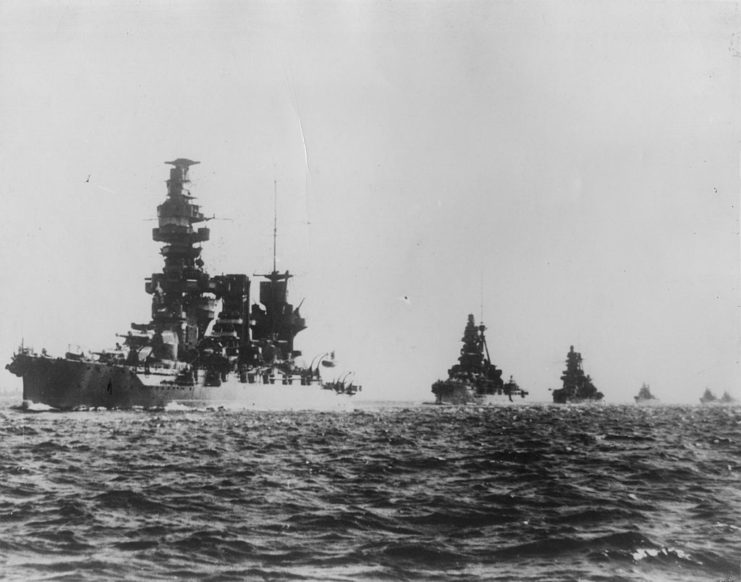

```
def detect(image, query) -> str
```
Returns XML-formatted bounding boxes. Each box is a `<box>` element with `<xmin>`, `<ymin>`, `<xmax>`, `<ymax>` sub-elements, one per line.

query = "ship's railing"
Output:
<box><xmin>242</xmin><ymin>369</ymin><xmax>320</xmax><ymax>386</ymax></box>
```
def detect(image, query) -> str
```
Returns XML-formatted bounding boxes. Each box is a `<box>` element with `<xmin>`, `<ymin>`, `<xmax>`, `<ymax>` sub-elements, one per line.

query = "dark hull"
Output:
<box><xmin>432</xmin><ymin>380</ymin><xmax>478</xmax><ymax>405</ymax></box>
<box><xmin>634</xmin><ymin>396</ymin><xmax>658</xmax><ymax>404</ymax></box>
<box><xmin>701</xmin><ymin>396</ymin><xmax>736</xmax><ymax>405</ymax></box>
<box><xmin>9</xmin><ymin>355</ymin><xmax>351</xmax><ymax>411</ymax></box>
<box><xmin>552</xmin><ymin>388</ymin><xmax>604</xmax><ymax>404</ymax></box>
<box><xmin>431</xmin><ymin>380</ymin><xmax>524</xmax><ymax>405</ymax></box>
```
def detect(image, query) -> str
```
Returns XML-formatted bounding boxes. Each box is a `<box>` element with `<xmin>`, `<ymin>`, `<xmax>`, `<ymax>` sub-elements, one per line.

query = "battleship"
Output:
<box><xmin>634</xmin><ymin>383</ymin><xmax>657</xmax><ymax>404</ymax></box>
<box><xmin>6</xmin><ymin>159</ymin><xmax>360</xmax><ymax>410</ymax></box>
<box><xmin>719</xmin><ymin>391</ymin><xmax>737</xmax><ymax>404</ymax></box>
<box><xmin>700</xmin><ymin>389</ymin><xmax>736</xmax><ymax>405</ymax></box>
<box><xmin>699</xmin><ymin>388</ymin><xmax>717</xmax><ymax>404</ymax></box>
<box><xmin>431</xmin><ymin>314</ymin><xmax>527</xmax><ymax>404</ymax></box>
<box><xmin>551</xmin><ymin>345</ymin><xmax>604</xmax><ymax>403</ymax></box>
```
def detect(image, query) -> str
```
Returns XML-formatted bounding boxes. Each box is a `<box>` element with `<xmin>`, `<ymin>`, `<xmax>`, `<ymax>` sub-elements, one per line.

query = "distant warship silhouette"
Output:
<box><xmin>7</xmin><ymin>159</ymin><xmax>359</xmax><ymax>410</ymax></box>
<box><xmin>719</xmin><ymin>391</ymin><xmax>737</xmax><ymax>404</ymax></box>
<box><xmin>634</xmin><ymin>383</ymin><xmax>657</xmax><ymax>404</ymax></box>
<box><xmin>551</xmin><ymin>345</ymin><xmax>604</xmax><ymax>403</ymax></box>
<box><xmin>431</xmin><ymin>314</ymin><xmax>527</xmax><ymax>404</ymax></box>
<box><xmin>700</xmin><ymin>388</ymin><xmax>717</xmax><ymax>404</ymax></box>
<box><xmin>700</xmin><ymin>389</ymin><xmax>736</xmax><ymax>405</ymax></box>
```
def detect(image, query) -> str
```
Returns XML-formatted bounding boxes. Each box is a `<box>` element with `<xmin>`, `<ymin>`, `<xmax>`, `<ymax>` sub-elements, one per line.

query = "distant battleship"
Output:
<box><xmin>700</xmin><ymin>389</ymin><xmax>737</xmax><ymax>405</ymax></box>
<box><xmin>700</xmin><ymin>389</ymin><xmax>717</xmax><ymax>404</ymax></box>
<box><xmin>7</xmin><ymin>159</ymin><xmax>360</xmax><ymax>410</ymax></box>
<box><xmin>551</xmin><ymin>345</ymin><xmax>604</xmax><ymax>403</ymax></box>
<box><xmin>720</xmin><ymin>391</ymin><xmax>737</xmax><ymax>404</ymax></box>
<box><xmin>431</xmin><ymin>314</ymin><xmax>527</xmax><ymax>404</ymax></box>
<box><xmin>634</xmin><ymin>383</ymin><xmax>657</xmax><ymax>404</ymax></box>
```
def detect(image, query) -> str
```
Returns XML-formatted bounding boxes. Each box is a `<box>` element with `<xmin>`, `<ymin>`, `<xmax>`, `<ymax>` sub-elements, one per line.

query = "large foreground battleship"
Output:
<box><xmin>551</xmin><ymin>345</ymin><xmax>604</xmax><ymax>403</ymax></box>
<box><xmin>431</xmin><ymin>314</ymin><xmax>527</xmax><ymax>404</ymax></box>
<box><xmin>7</xmin><ymin>159</ymin><xmax>360</xmax><ymax>410</ymax></box>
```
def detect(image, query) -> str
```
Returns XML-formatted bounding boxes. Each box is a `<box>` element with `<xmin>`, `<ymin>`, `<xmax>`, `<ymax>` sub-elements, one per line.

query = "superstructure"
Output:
<box><xmin>7</xmin><ymin>159</ymin><xmax>360</xmax><ymax>409</ymax></box>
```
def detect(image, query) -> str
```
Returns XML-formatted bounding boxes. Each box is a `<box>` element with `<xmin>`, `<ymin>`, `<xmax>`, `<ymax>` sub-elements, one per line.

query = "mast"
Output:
<box><xmin>250</xmin><ymin>180</ymin><xmax>306</xmax><ymax>357</ymax></box>
<box><xmin>273</xmin><ymin>179</ymin><xmax>278</xmax><ymax>274</ymax></box>
<box><xmin>480</xmin><ymin>272</ymin><xmax>484</xmax><ymax>324</ymax></box>
<box><xmin>481</xmin><ymin>324</ymin><xmax>491</xmax><ymax>364</ymax></box>
<box><xmin>479</xmin><ymin>274</ymin><xmax>489</xmax><ymax>362</ymax></box>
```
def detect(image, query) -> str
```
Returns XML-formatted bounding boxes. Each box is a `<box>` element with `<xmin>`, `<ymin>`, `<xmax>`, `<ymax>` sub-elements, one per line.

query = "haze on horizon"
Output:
<box><xmin>0</xmin><ymin>0</ymin><xmax>738</xmax><ymax>404</ymax></box>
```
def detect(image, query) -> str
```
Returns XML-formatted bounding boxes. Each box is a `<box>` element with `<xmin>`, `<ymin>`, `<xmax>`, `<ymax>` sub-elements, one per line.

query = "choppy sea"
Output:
<box><xmin>0</xmin><ymin>398</ymin><xmax>738</xmax><ymax>581</ymax></box>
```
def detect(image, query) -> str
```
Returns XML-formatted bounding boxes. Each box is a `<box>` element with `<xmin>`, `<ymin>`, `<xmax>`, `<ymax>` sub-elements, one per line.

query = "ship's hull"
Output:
<box><xmin>9</xmin><ymin>355</ymin><xmax>354</xmax><ymax>411</ymax></box>
<box><xmin>431</xmin><ymin>380</ymin><xmax>525</xmax><ymax>405</ymax></box>
<box><xmin>552</xmin><ymin>388</ymin><xmax>604</xmax><ymax>404</ymax></box>
<box><xmin>700</xmin><ymin>398</ymin><xmax>736</xmax><ymax>405</ymax></box>
<box><xmin>634</xmin><ymin>396</ymin><xmax>659</xmax><ymax>405</ymax></box>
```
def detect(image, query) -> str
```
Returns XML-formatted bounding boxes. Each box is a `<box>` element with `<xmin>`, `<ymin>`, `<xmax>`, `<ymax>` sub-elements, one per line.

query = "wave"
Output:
<box><xmin>20</xmin><ymin>400</ymin><xmax>57</xmax><ymax>412</ymax></box>
<box><xmin>0</xmin><ymin>403</ymin><xmax>738</xmax><ymax>581</ymax></box>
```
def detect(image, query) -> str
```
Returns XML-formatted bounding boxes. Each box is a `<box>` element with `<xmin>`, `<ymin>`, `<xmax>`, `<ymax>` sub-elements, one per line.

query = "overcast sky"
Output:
<box><xmin>1</xmin><ymin>0</ymin><xmax>739</xmax><ymax>403</ymax></box>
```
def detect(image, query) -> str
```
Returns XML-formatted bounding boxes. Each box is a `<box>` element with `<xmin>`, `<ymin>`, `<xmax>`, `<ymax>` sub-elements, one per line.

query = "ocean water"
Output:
<box><xmin>0</xmin><ymin>399</ymin><xmax>739</xmax><ymax>581</ymax></box>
